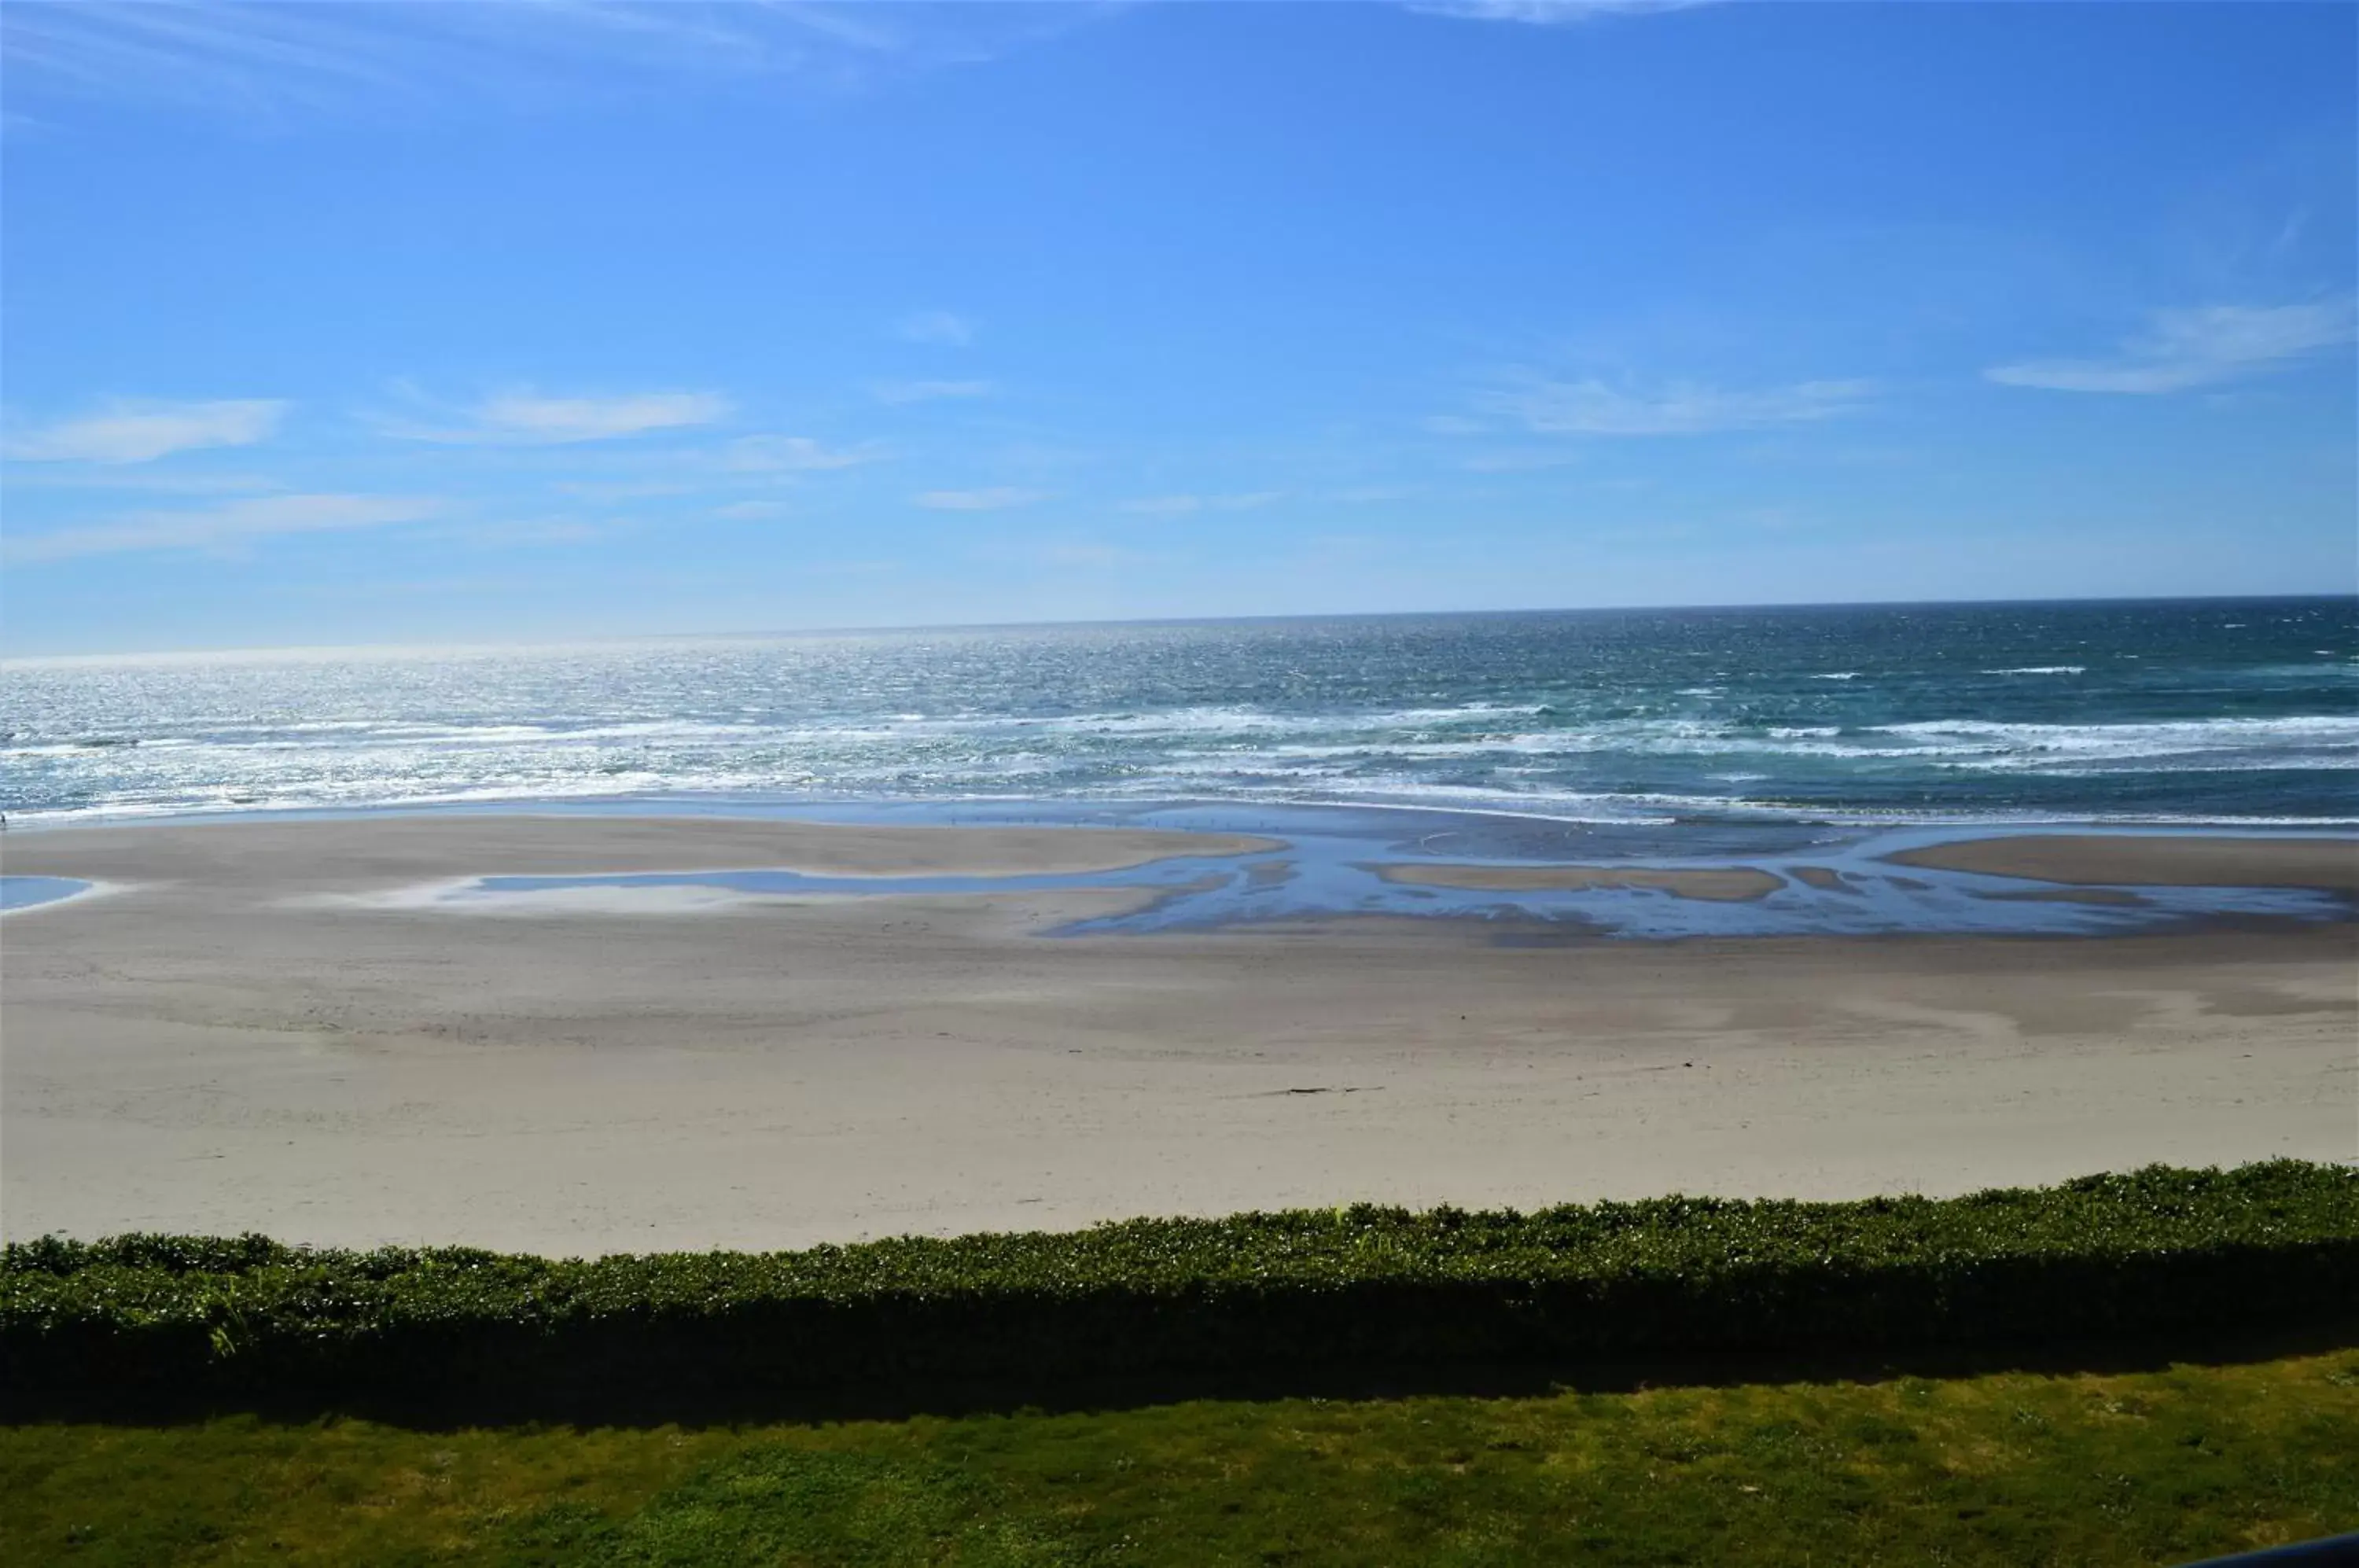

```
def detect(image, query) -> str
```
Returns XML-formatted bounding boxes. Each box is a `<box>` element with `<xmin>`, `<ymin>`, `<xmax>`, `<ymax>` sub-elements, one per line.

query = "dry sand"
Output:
<box><xmin>4</xmin><ymin>817</ymin><xmax>2353</xmax><ymax>1254</ymax></box>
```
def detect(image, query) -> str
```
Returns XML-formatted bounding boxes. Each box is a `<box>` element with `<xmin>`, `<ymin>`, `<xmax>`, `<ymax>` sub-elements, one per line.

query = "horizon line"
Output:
<box><xmin>5</xmin><ymin>589</ymin><xmax>2352</xmax><ymax>666</ymax></box>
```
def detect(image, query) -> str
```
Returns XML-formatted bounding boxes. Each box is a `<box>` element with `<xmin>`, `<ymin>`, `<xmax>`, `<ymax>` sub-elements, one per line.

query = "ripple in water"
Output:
<box><xmin>3</xmin><ymin>597</ymin><xmax>2353</xmax><ymax>826</ymax></box>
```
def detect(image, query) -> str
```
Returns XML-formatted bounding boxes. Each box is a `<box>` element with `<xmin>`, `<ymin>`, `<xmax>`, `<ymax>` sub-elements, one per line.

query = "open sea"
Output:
<box><xmin>3</xmin><ymin>597</ymin><xmax>2354</xmax><ymax>830</ymax></box>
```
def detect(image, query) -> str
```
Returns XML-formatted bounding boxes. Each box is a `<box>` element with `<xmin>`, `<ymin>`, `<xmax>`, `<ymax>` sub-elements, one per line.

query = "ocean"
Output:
<box><xmin>3</xmin><ymin>596</ymin><xmax>2353</xmax><ymax>830</ymax></box>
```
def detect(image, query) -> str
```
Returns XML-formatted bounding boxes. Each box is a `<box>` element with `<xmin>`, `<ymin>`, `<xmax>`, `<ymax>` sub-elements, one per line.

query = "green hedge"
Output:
<box><xmin>6</xmin><ymin>1162</ymin><xmax>2355</xmax><ymax>1403</ymax></box>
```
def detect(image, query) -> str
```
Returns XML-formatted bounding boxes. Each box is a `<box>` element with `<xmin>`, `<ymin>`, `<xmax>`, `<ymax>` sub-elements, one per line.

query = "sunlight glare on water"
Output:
<box><xmin>3</xmin><ymin>598</ymin><xmax>2353</xmax><ymax>827</ymax></box>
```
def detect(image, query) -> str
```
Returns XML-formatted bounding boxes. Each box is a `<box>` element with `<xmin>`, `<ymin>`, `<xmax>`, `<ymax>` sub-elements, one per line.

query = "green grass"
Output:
<box><xmin>11</xmin><ymin>1166</ymin><xmax>2353</xmax><ymax>1561</ymax></box>
<box><xmin>6</xmin><ymin>1349</ymin><xmax>2356</xmax><ymax>1566</ymax></box>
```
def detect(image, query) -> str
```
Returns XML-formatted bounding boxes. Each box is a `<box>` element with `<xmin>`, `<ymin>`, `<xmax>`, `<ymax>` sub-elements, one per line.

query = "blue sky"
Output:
<box><xmin>3</xmin><ymin>0</ymin><xmax>2353</xmax><ymax>656</ymax></box>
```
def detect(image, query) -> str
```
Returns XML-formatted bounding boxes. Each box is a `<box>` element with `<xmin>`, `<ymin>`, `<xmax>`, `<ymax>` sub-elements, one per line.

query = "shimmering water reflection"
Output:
<box><xmin>440</xmin><ymin>805</ymin><xmax>2350</xmax><ymax>940</ymax></box>
<box><xmin>0</xmin><ymin>876</ymin><xmax>93</xmax><ymax>914</ymax></box>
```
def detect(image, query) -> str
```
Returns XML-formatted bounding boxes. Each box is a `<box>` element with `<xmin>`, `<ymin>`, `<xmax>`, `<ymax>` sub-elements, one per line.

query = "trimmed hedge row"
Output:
<box><xmin>5</xmin><ymin>1162</ymin><xmax>2355</xmax><ymax>1401</ymax></box>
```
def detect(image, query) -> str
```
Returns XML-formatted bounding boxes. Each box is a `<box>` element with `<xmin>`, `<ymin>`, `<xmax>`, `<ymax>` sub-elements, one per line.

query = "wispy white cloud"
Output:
<box><xmin>1118</xmin><ymin>491</ymin><xmax>1283</xmax><ymax>516</ymax></box>
<box><xmin>431</xmin><ymin>517</ymin><xmax>619</xmax><ymax>550</ymax></box>
<box><xmin>3</xmin><ymin>398</ymin><xmax>286</xmax><ymax>463</ymax></box>
<box><xmin>1461</xmin><ymin>449</ymin><xmax>1581</xmax><ymax>472</ymax></box>
<box><xmin>1034</xmin><ymin>540</ymin><xmax>1163</xmax><ymax>569</ymax></box>
<box><xmin>869</xmin><ymin>379</ymin><xmax>994</xmax><ymax>404</ymax></box>
<box><xmin>6</xmin><ymin>492</ymin><xmax>440</xmax><ymax>563</ymax></box>
<box><xmin>896</xmin><ymin>311</ymin><xmax>975</xmax><ymax>347</ymax></box>
<box><xmin>1118</xmin><ymin>495</ymin><xmax>1201</xmax><ymax>517</ymax></box>
<box><xmin>1985</xmin><ymin>299</ymin><xmax>2357</xmax><ymax>394</ymax></box>
<box><xmin>720</xmin><ymin>434</ymin><xmax>884</xmax><ymax>472</ymax></box>
<box><xmin>1408</xmin><ymin>1</ymin><xmax>1718</xmax><ymax>24</ymax></box>
<box><xmin>917</xmin><ymin>486</ymin><xmax>1047</xmax><ymax>511</ymax></box>
<box><xmin>1</xmin><ymin>468</ymin><xmax>285</xmax><ymax>495</ymax></box>
<box><xmin>1476</xmin><ymin>375</ymin><xmax>1874</xmax><ymax>436</ymax></box>
<box><xmin>966</xmin><ymin>536</ymin><xmax>1171</xmax><ymax>571</ymax></box>
<box><xmin>2</xmin><ymin>2</ymin><xmax>1106</xmax><ymax>120</ymax></box>
<box><xmin>540</xmin><ymin>436</ymin><xmax>881</xmax><ymax>495</ymax></box>
<box><xmin>377</xmin><ymin>389</ymin><xmax>731</xmax><ymax>445</ymax></box>
<box><xmin>550</xmin><ymin>479</ymin><xmax>700</xmax><ymax>502</ymax></box>
<box><xmin>712</xmin><ymin>499</ymin><xmax>789</xmax><ymax>520</ymax></box>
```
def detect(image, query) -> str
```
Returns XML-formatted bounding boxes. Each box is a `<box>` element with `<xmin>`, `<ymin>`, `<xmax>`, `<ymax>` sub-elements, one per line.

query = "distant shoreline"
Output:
<box><xmin>7</xmin><ymin>789</ymin><xmax>2358</xmax><ymax>837</ymax></box>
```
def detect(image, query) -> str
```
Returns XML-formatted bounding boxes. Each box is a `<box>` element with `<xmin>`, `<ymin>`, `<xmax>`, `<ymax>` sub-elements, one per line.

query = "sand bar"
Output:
<box><xmin>3</xmin><ymin>816</ymin><xmax>2353</xmax><ymax>1254</ymax></box>
<box><xmin>0</xmin><ymin>815</ymin><xmax>1275</xmax><ymax>890</ymax></box>
<box><xmin>1379</xmin><ymin>863</ymin><xmax>1786</xmax><ymax>902</ymax></box>
<box><xmin>1886</xmin><ymin>834</ymin><xmax>2359</xmax><ymax>893</ymax></box>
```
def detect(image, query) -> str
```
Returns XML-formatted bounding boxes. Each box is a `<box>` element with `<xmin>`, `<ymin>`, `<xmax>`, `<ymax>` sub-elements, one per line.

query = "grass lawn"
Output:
<box><xmin>4</xmin><ymin>1349</ymin><xmax>2355</xmax><ymax>1566</ymax></box>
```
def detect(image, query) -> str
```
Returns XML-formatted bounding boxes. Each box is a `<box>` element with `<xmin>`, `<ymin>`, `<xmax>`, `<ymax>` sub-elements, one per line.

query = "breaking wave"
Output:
<box><xmin>5</xmin><ymin>599</ymin><xmax>2353</xmax><ymax>825</ymax></box>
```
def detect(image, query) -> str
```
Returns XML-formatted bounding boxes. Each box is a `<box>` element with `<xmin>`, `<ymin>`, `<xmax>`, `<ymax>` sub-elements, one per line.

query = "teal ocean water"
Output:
<box><xmin>3</xmin><ymin>597</ymin><xmax>2353</xmax><ymax>828</ymax></box>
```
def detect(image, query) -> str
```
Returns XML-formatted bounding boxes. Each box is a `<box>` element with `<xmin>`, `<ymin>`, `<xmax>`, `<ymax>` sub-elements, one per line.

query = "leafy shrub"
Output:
<box><xmin>4</xmin><ymin>1162</ymin><xmax>2353</xmax><ymax>1402</ymax></box>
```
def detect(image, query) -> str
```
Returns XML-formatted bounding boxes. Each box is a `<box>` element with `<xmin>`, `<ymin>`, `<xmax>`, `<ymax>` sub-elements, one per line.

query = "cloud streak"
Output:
<box><xmin>1477</xmin><ymin>376</ymin><xmax>1873</xmax><ymax>436</ymax></box>
<box><xmin>1408</xmin><ymin>1</ymin><xmax>1719</xmax><ymax>24</ymax></box>
<box><xmin>6</xmin><ymin>492</ymin><xmax>440</xmax><ymax>562</ymax></box>
<box><xmin>896</xmin><ymin>311</ymin><xmax>976</xmax><ymax>347</ymax></box>
<box><xmin>2</xmin><ymin>2</ymin><xmax>1106</xmax><ymax>120</ymax></box>
<box><xmin>380</xmin><ymin>389</ymin><xmax>731</xmax><ymax>445</ymax></box>
<box><xmin>1462</xmin><ymin>448</ymin><xmax>1581</xmax><ymax>472</ymax></box>
<box><xmin>0</xmin><ymin>469</ymin><xmax>285</xmax><ymax>495</ymax></box>
<box><xmin>1119</xmin><ymin>492</ymin><xmax>1283</xmax><ymax>516</ymax></box>
<box><xmin>917</xmin><ymin>487</ymin><xmax>1047</xmax><ymax>511</ymax></box>
<box><xmin>3</xmin><ymin>398</ymin><xmax>287</xmax><ymax>463</ymax></box>
<box><xmin>1985</xmin><ymin>299</ymin><xmax>2357</xmax><ymax>394</ymax></box>
<box><xmin>720</xmin><ymin>434</ymin><xmax>883</xmax><ymax>472</ymax></box>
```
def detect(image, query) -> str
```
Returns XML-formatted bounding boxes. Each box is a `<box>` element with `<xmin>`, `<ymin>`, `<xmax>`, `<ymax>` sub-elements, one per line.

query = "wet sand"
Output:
<box><xmin>0</xmin><ymin>814</ymin><xmax>1275</xmax><ymax>888</ymax></box>
<box><xmin>1379</xmin><ymin>863</ymin><xmax>1787</xmax><ymax>901</ymax></box>
<box><xmin>3</xmin><ymin>817</ymin><xmax>2353</xmax><ymax>1254</ymax></box>
<box><xmin>1886</xmin><ymin>834</ymin><xmax>2359</xmax><ymax>892</ymax></box>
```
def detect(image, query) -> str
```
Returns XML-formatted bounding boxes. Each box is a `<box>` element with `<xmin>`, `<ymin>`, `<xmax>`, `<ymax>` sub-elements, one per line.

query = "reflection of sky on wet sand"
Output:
<box><xmin>0</xmin><ymin>875</ymin><xmax>93</xmax><ymax>914</ymax></box>
<box><xmin>414</xmin><ymin>803</ymin><xmax>2353</xmax><ymax>941</ymax></box>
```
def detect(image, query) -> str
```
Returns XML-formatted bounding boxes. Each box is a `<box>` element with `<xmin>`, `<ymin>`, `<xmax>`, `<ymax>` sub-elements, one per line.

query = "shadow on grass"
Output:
<box><xmin>9</xmin><ymin>1314</ymin><xmax>2353</xmax><ymax>1433</ymax></box>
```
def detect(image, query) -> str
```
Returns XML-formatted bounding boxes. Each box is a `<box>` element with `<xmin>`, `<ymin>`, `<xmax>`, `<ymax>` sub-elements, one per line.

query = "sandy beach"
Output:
<box><xmin>3</xmin><ymin>815</ymin><xmax>2353</xmax><ymax>1254</ymax></box>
